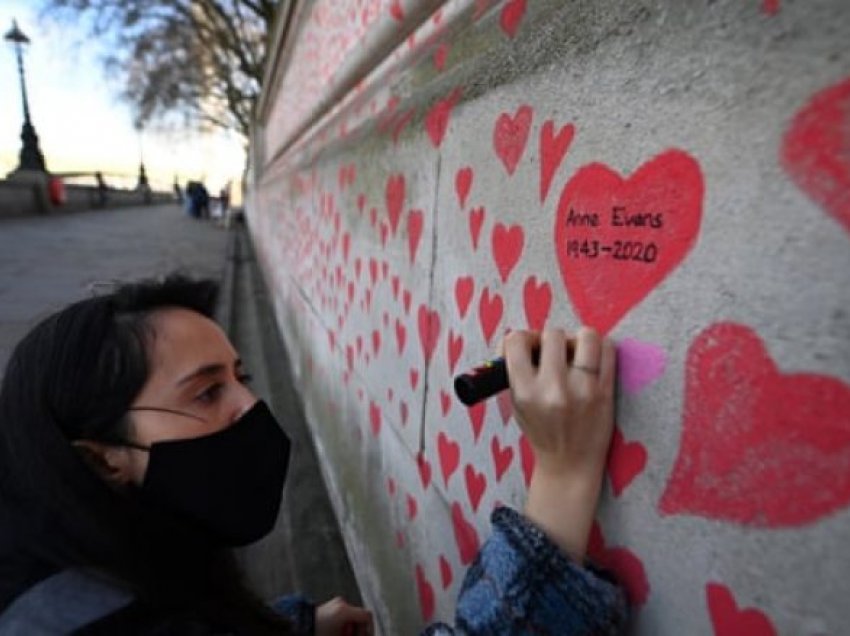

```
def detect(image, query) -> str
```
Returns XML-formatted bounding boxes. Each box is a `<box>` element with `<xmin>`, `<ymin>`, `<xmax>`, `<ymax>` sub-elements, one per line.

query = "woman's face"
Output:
<box><xmin>115</xmin><ymin>307</ymin><xmax>257</xmax><ymax>486</ymax></box>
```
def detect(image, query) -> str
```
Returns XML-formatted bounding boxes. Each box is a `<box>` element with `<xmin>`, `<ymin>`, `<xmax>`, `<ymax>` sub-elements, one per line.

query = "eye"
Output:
<box><xmin>237</xmin><ymin>372</ymin><xmax>253</xmax><ymax>385</ymax></box>
<box><xmin>195</xmin><ymin>383</ymin><xmax>224</xmax><ymax>404</ymax></box>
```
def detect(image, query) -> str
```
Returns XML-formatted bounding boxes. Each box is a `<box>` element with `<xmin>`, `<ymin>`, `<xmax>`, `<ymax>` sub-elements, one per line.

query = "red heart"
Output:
<box><xmin>781</xmin><ymin>75</ymin><xmax>850</xmax><ymax>236</ymax></box>
<box><xmin>706</xmin><ymin>582</ymin><xmax>777</xmax><ymax>636</ymax></box>
<box><xmin>403</xmin><ymin>289</ymin><xmax>412</xmax><ymax>315</ymax></box>
<box><xmin>496</xmin><ymin>390</ymin><xmax>513</xmax><ymax>425</ymax></box>
<box><xmin>554</xmin><ymin>149</ymin><xmax>704</xmax><ymax>335</ymax></box>
<box><xmin>587</xmin><ymin>522</ymin><xmax>650</xmax><ymax>606</ymax></box>
<box><xmin>659</xmin><ymin>322</ymin><xmax>850</xmax><ymax>527</ymax></box>
<box><xmin>389</xmin><ymin>0</ymin><xmax>404</xmax><ymax>22</ymax></box>
<box><xmin>433</xmin><ymin>42</ymin><xmax>449</xmax><ymax>71</ymax></box>
<box><xmin>406</xmin><ymin>493</ymin><xmax>418</xmax><ymax>520</ymax></box>
<box><xmin>761</xmin><ymin>0</ymin><xmax>780</xmax><ymax>15</ymax></box>
<box><xmin>447</xmin><ymin>329</ymin><xmax>464</xmax><ymax>374</ymax></box>
<box><xmin>440</xmin><ymin>390</ymin><xmax>452</xmax><ymax>416</ymax></box>
<box><xmin>356</xmin><ymin>193</ymin><xmax>366</xmax><ymax>213</ymax></box>
<box><xmin>386</xmin><ymin>476</ymin><xmax>396</xmax><ymax>497</ymax></box>
<box><xmin>395</xmin><ymin>319</ymin><xmax>406</xmax><ymax>354</ymax></box>
<box><xmin>466</xmin><ymin>401</ymin><xmax>486</xmax><ymax>442</ymax></box>
<box><xmin>519</xmin><ymin>434</ymin><xmax>535</xmax><ymax>487</ymax></box>
<box><xmin>499</xmin><ymin>0</ymin><xmax>526</xmax><ymax>38</ymax></box>
<box><xmin>425</xmin><ymin>87</ymin><xmax>462</xmax><ymax>148</ymax></box>
<box><xmin>469</xmin><ymin>206</ymin><xmax>485</xmax><ymax>250</ymax></box>
<box><xmin>473</xmin><ymin>0</ymin><xmax>495</xmax><ymax>21</ymax></box>
<box><xmin>341</xmin><ymin>233</ymin><xmax>351</xmax><ymax>262</ymax></box>
<box><xmin>416</xmin><ymin>452</ymin><xmax>432</xmax><ymax>489</ymax></box>
<box><xmin>369</xmin><ymin>258</ymin><xmax>379</xmax><ymax>286</ymax></box>
<box><xmin>450</xmin><ymin>502</ymin><xmax>480</xmax><ymax>565</ymax></box>
<box><xmin>415</xmin><ymin>564</ymin><xmax>435</xmax><ymax>622</ymax></box>
<box><xmin>539</xmin><ymin>119</ymin><xmax>575</xmax><ymax>203</ymax></box>
<box><xmin>371</xmin><ymin>330</ymin><xmax>381</xmax><ymax>356</ymax></box>
<box><xmin>391</xmin><ymin>108</ymin><xmax>415</xmax><ymax>144</ymax></box>
<box><xmin>607</xmin><ymin>426</ymin><xmax>647</xmax><ymax>497</ymax></box>
<box><xmin>478</xmin><ymin>287</ymin><xmax>503</xmax><ymax>346</ymax></box>
<box><xmin>370</xmin><ymin>207</ymin><xmax>378</xmax><ymax>229</ymax></box>
<box><xmin>439</xmin><ymin>555</ymin><xmax>453</xmax><ymax>589</ymax></box>
<box><xmin>438</xmin><ymin>431</ymin><xmax>460</xmax><ymax>486</ymax></box>
<box><xmin>346</xmin><ymin>345</ymin><xmax>354</xmax><ymax>373</ymax></box>
<box><xmin>387</xmin><ymin>387</ymin><xmax>394</xmax><ymax>403</ymax></box>
<box><xmin>354</xmin><ymin>258</ymin><xmax>362</xmax><ymax>280</ymax></box>
<box><xmin>522</xmin><ymin>275</ymin><xmax>552</xmax><ymax>331</ymax></box>
<box><xmin>491</xmin><ymin>436</ymin><xmax>514</xmax><ymax>482</ymax></box>
<box><xmin>454</xmin><ymin>276</ymin><xmax>474</xmax><ymax>319</ymax></box>
<box><xmin>464</xmin><ymin>464</ymin><xmax>487</xmax><ymax>512</ymax></box>
<box><xmin>491</xmin><ymin>222</ymin><xmax>524</xmax><ymax>283</ymax></box>
<box><xmin>455</xmin><ymin>167</ymin><xmax>473</xmax><ymax>209</ymax></box>
<box><xmin>417</xmin><ymin>305</ymin><xmax>441</xmax><ymax>364</ymax></box>
<box><xmin>408</xmin><ymin>209</ymin><xmax>424</xmax><ymax>263</ymax></box>
<box><xmin>391</xmin><ymin>275</ymin><xmax>400</xmax><ymax>300</ymax></box>
<box><xmin>385</xmin><ymin>174</ymin><xmax>405</xmax><ymax>235</ymax></box>
<box><xmin>493</xmin><ymin>105</ymin><xmax>533</xmax><ymax>175</ymax></box>
<box><xmin>409</xmin><ymin>368</ymin><xmax>419</xmax><ymax>390</ymax></box>
<box><xmin>400</xmin><ymin>401</ymin><xmax>409</xmax><ymax>425</ymax></box>
<box><xmin>369</xmin><ymin>401</ymin><xmax>381</xmax><ymax>437</ymax></box>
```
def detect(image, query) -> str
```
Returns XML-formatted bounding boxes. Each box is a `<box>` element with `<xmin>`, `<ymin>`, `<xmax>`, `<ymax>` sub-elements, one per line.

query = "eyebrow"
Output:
<box><xmin>176</xmin><ymin>357</ymin><xmax>242</xmax><ymax>387</ymax></box>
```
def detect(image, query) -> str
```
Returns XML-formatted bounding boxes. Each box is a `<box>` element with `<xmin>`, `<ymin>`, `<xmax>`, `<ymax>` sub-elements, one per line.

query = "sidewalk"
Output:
<box><xmin>0</xmin><ymin>202</ymin><xmax>361</xmax><ymax>608</ymax></box>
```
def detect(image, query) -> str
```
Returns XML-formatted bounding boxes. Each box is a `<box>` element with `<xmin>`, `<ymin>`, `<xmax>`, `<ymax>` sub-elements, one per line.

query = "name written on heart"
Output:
<box><xmin>562</xmin><ymin>205</ymin><xmax>666</xmax><ymax>264</ymax></box>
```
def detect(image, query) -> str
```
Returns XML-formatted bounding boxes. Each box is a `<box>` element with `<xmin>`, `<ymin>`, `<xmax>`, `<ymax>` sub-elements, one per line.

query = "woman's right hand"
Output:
<box><xmin>502</xmin><ymin>327</ymin><xmax>617</xmax><ymax>562</ymax></box>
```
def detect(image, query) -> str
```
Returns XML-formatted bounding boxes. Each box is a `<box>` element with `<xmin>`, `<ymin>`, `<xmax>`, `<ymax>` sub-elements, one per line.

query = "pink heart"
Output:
<box><xmin>616</xmin><ymin>338</ymin><xmax>668</xmax><ymax>394</ymax></box>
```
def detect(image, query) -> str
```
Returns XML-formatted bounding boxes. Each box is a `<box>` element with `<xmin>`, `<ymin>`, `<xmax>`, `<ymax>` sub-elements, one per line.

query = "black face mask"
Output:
<box><xmin>123</xmin><ymin>400</ymin><xmax>291</xmax><ymax>547</ymax></box>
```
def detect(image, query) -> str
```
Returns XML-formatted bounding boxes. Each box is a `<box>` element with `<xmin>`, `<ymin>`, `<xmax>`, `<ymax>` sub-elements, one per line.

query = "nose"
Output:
<box><xmin>231</xmin><ymin>380</ymin><xmax>258</xmax><ymax>423</ymax></box>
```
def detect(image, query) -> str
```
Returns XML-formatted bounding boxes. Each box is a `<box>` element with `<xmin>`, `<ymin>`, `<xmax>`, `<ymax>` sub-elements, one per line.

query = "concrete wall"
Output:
<box><xmin>246</xmin><ymin>1</ymin><xmax>850</xmax><ymax>633</ymax></box>
<box><xmin>0</xmin><ymin>179</ymin><xmax>172</xmax><ymax>218</ymax></box>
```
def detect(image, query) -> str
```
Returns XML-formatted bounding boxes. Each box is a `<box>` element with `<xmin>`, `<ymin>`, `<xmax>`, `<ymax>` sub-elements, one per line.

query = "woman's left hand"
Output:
<box><xmin>315</xmin><ymin>596</ymin><xmax>374</xmax><ymax>636</ymax></box>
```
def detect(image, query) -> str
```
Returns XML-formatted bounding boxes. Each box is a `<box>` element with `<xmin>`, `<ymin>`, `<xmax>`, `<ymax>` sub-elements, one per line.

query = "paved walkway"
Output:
<box><xmin>0</xmin><ymin>204</ymin><xmax>228</xmax><ymax>372</ymax></box>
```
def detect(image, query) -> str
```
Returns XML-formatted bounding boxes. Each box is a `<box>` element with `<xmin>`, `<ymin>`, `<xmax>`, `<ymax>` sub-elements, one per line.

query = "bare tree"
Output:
<box><xmin>45</xmin><ymin>0</ymin><xmax>278</xmax><ymax>141</ymax></box>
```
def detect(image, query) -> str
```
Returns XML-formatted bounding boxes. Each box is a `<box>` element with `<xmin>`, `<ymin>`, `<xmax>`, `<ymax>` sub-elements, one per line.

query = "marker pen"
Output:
<box><xmin>453</xmin><ymin>343</ymin><xmax>574</xmax><ymax>406</ymax></box>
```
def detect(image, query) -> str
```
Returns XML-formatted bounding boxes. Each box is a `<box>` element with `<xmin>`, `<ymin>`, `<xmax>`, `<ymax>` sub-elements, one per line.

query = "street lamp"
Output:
<box><xmin>5</xmin><ymin>19</ymin><xmax>46</xmax><ymax>173</ymax></box>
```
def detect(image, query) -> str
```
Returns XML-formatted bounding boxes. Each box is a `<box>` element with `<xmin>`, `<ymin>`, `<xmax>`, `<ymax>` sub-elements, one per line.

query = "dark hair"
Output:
<box><xmin>0</xmin><ymin>273</ymin><xmax>290</xmax><ymax>633</ymax></box>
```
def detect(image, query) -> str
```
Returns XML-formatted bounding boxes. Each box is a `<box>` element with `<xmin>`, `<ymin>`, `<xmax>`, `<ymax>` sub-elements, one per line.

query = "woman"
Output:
<box><xmin>0</xmin><ymin>274</ymin><xmax>626</xmax><ymax>634</ymax></box>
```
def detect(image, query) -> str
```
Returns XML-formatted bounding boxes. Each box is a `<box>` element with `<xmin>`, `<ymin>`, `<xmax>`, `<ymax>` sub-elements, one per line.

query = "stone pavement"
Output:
<box><xmin>0</xmin><ymin>204</ymin><xmax>228</xmax><ymax>371</ymax></box>
<box><xmin>0</xmin><ymin>203</ymin><xmax>362</xmax><ymax>609</ymax></box>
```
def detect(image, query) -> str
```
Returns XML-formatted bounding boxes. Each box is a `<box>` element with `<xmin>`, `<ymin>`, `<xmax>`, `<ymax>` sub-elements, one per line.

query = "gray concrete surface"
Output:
<box><xmin>0</xmin><ymin>203</ymin><xmax>361</xmax><ymax>608</ymax></box>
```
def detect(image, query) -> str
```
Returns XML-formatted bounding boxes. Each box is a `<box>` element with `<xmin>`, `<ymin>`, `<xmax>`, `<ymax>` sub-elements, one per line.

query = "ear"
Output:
<box><xmin>72</xmin><ymin>440</ymin><xmax>136</xmax><ymax>489</ymax></box>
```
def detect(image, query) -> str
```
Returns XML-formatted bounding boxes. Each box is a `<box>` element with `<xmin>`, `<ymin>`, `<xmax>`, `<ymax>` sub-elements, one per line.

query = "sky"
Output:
<box><xmin>0</xmin><ymin>1</ymin><xmax>246</xmax><ymax>195</ymax></box>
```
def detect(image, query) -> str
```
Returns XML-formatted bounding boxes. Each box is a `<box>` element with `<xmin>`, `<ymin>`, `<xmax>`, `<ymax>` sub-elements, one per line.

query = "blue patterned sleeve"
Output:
<box><xmin>269</xmin><ymin>593</ymin><xmax>316</xmax><ymax>635</ymax></box>
<box><xmin>421</xmin><ymin>506</ymin><xmax>628</xmax><ymax>635</ymax></box>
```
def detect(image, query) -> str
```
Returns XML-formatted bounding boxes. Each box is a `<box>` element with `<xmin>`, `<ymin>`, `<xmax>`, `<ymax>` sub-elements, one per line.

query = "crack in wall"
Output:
<box><xmin>417</xmin><ymin>153</ymin><xmax>443</xmax><ymax>455</ymax></box>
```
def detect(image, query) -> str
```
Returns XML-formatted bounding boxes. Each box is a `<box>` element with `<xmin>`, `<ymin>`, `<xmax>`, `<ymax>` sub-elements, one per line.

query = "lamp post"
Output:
<box><xmin>4</xmin><ymin>20</ymin><xmax>46</xmax><ymax>173</ymax></box>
